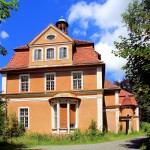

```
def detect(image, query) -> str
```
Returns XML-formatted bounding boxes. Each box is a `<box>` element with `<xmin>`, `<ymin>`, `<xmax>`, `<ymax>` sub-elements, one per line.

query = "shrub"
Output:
<box><xmin>86</xmin><ymin>120</ymin><xmax>102</xmax><ymax>141</ymax></box>
<box><xmin>2</xmin><ymin>112</ymin><xmax>25</xmax><ymax>141</ymax></box>
<box><xmin>69</xmin><ymin>129</ymin><xmax>81</xmax><ymax>141</ymax></box>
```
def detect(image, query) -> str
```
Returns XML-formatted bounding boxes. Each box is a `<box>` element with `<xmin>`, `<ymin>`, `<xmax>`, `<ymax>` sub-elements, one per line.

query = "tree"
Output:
<box><xmin>0</xmin><ymin>0</ymin><xmax>19</xmax><ymax>55</ymax></box>
<box><xmin>114</xmin><ymin>78</ymin><xmax>132</xmax><ymax>93</ymax></box>
<box><xmin>113</xmin><ymin>0</ymin><xmax>150</xmax><ymax>122</ymax></box>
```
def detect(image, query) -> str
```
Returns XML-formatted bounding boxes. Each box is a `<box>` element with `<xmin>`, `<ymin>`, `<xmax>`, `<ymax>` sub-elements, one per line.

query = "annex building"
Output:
<box><xmin>0</xmin><ymin>17</ymin><xmax>139</xmax><ymax>134</ymax></box>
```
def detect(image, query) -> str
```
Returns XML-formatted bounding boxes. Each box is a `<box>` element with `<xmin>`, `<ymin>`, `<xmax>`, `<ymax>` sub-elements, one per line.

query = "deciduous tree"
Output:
<box><xmin>113</xmin><ymin>0</ymin><xmax>150</xmax><ymax>122</ymax></box>
<box><xmin>0</xmin><ymin>0</ymin><xmax>19</xmax><ymax>55</ymax></box>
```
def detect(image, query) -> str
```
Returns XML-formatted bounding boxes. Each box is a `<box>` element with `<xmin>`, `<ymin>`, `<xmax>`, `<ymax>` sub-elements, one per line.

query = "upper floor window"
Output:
<box><xmin>59</xmin><ymin>47</ymin><xmax>68</xmax><ymax>59</ymax></box>
<box><xmin>72</xmin><ymin>71</ymin><xmax>83</xmax><ymax>89</ymax></box>
<box><xmin>20</xmin><ymin>74</ymin><xmax>29</xmax><ymax>92</ymax></box>
<box><xmin>19</xmin><ymin>107</ymin><xmax>29</xmax><ymax>129</ymax></box>
<box><xmin>34</xmin><ymin>48</ymin><xmax>42</xmax><ymax>61</ymax></box>
<box><xmin>45</xmin><ymin>73</ymin><xmax>56</xmax><ymax>90</ymax></box>
<box><xmin>46</xmin><ymin>48</ymin><xmax>55</xmax><ymax>60</ymax></box>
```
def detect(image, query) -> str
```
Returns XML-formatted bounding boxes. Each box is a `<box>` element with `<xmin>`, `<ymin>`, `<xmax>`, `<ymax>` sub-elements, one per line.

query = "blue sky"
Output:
<box><xmin>0</xmin><ymin>0</ymin><xmax>133</xmax><ymax>91</ymax></box>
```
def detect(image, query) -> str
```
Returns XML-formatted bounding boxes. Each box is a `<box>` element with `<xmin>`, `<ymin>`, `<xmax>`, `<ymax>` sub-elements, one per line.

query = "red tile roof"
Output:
<box><xmin>2</xmin><ymin>50</ymin><xmax>29</xmax><ymax>70</ymax></box>
<box><xmin>104</xmin><ymin>79</ymin><xmax>119</xmax><ymax>89</ymax></box>
<box><xmin>14</xmin><ymin>45</ymin><xmax>29</xmax><ymax>50</ymax></box>
<box><xmin>119</xmin><ymin>89</ymin><xmax>133</xmax><ymax>96</ymax></box>
<box><xmin>104</xmin><ymin>80</ymin><xmax>137</xmax><ymax>106</ymax></box>
<box><xmin>73</xmin><ymin>47</ymin><xmax>102</xmax><ymax>65</ymax></box>
<box><xmin>72</xmin><ymin>38</ymin><xmax>94</xmax><ymax>46</ymax></box>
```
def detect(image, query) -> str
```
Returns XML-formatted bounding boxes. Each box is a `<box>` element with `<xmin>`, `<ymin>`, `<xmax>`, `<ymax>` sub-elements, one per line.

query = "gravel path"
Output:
<box><xmin>25</xmin><ymin>136</ymin><xmax>147</xmax><ymax>150</ymax></box>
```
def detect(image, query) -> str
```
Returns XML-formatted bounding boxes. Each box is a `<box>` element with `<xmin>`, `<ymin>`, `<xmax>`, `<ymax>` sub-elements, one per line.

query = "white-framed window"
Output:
<box><xmin>18</xmin><ymin>107</ymin><xmax>29</xmax><ymax>129</ymax></box>
<box><xmin>58</xmin><ymin>46</ymin><xmax>68</xmax><ymax>59</ymax></box>
<box><xmin>33</xmin><ymin>48</ymin><xmax>43</xmax><ymax>61</ymax></box>
<box><xmin>52</xmin><ymin>100</ymin><xmax>78</xmax><ymax>132</ymax></box>
<box><xmin>19</xmin><ymin>74</ymin><xmax>30</xmax><ymax>92</ymax></box>
<box><xmin>46</xmin><ymin>47</ymin><xmax>55</xmax><ymax>60</ymax></box>
<box><xmin>45</xmin><ymin>73</ymin><xmax>56</xmax><ymax>91</ymax></box>
<box><xmin>72</xmin><ymin>71</ymin><xmax>83</xmax><ymax>90</ymax></box>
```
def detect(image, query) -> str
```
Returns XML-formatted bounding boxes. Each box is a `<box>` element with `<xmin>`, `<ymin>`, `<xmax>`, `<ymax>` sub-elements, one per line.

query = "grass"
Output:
<box><xmin>0</xmin><ymin>121</ymin><xmax>149</xmax><ymax>149</ymax></box>
<box><xmin>0</xmin><ymin>130</ymin><xmax>145</xmax><ymax>147</ymax></box>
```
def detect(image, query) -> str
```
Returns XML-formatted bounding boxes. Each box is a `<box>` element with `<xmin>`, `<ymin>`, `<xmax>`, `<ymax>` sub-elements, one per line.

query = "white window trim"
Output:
<box><xmin>45</xmin><ymin>47</ymin><xmax>56</xmax><ymax>61</ymax></box>
<box><xmin>19</xmin><ymin>74</ymin><xmax>30</xmax><ymax>93</ymax></box>
<box><xmin>71</xmin><ymin>71</ymin><xmax>83</xmax><ymax>90</ymax></box>
<box><xmin>45</xmin><ymin>72</ymin><xmax>56</xmax><ymax>91</ymax></box>
<box><xmin>51</xmin><ymin>100</ymin><xmax>78</xmax><ymax>133</ymax></box>
<box><xmin>45</xmin><ymin>34</ymin><xmax>56</xmax><ymax>41</ymax></box>
<box><xmin>32</xmin><ymin>47</ymin><xmax>43</xmax><ymax>62</ymax></box>
<box><xmin>2</xmin><ymin>73</ymin><xmax>7</xmax><ymax>93</ymax></box>
<box><xmin>18</xmin><ymin>107</ymin><xmax>30</xmax><ymax>130</ymax></box>
<box><xmin>58</xmin><ymin>46</ymin><xmax>69</xmax><ymax>60</ymax></box>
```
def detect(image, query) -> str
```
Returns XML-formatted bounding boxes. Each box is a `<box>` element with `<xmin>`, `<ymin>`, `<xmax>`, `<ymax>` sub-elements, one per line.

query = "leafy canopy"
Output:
<box><xmin>113</xmin><ymin>0</ymin><xmax>150</xmax><ymax>122</ymax></box>
<box><xmin>0</xmin><ymin>0</ymin><xmax>19</xmax><ymax>55</ymax></box>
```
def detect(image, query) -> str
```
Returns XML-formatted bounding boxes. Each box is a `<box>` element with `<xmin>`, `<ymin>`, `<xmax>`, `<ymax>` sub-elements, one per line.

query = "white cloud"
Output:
<box><xmin>68</xmin><ymin>0</ymin><xmax>132</xmax><ymax>80</ymax></box>
<box><xmin>0</xmin><ymin>31</ymin><xmax>9</xmax><ymax>39</ymax></box>
<box><xmin>73</xmin><ymin>28</ymin><xmax>86</xmax><ymax>36</ymax></box>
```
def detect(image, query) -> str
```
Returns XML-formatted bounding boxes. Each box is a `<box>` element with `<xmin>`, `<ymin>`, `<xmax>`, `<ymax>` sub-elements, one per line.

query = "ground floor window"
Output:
<box><xmin>51</xmin><ymin>100</ymin><xmax>78</xmax><ymax>132</ymax></box>
<box><xmin>19</xmin><ymin>107</ymin><xmax>29</xmax><ymax>129</ymax></box>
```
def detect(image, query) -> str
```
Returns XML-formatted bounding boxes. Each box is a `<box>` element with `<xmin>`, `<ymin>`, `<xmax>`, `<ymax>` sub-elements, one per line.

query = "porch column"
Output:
<box><xmin>76</xmin><ymin>101</ymin><xmax>79</xmax><ymax>128</ymax></box>
<box><xmin>97</xmin><ymin>95</ymin><xmax>103</xmax><ymax>131</ymax></box>
<box><xmin>115</xmin><ymin>90</ymin><xmax>119</xmax><ymax>133</ymax></box>
<box><xmin>57</xmin><ymin>101</ymin><xmax>60</xmax><ymax>133</ymax></box>
<box><xmin>67</xmin><ymin>100</ymin><xmax>70</xmax><ymax>133</ymax></box>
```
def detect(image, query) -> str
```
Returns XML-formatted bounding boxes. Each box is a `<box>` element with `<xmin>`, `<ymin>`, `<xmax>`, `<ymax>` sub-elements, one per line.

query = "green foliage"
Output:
<box><xmin>113</xmin><ymin>0</ymin><xmax>150</xmax><ymax>122</ymax></box>
<box><xmin>0</xmin><ymin>0</ymin><xmax>19</xmax><ymax>56</ymax></box>
<box><xmin>114</xmin><ymin>78</ymin><xmax>132</xmax><ymax>93</ymax></box>
<box><xmin>69</xmin><ymin>129</ymin><xmax>82</xmax><ymax>142</ymax></box>
<box><xmin>0</xmin><ymin>0</ymin><xmax>19</xmax><ymax>24</ymax></box>
<box><xmin>0</xmin><ymin>101</ymin><xmax>6</xmax><ymax>136</ymax></box>
<box><xmin>2</xmin><ymin>112</ymin><xmax>25</xmax><ymax>141</ymax></box>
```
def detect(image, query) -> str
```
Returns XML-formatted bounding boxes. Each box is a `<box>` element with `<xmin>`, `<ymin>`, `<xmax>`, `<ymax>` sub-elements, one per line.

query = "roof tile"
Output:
<box><xmin>73</xmin><ymin>47</ymin><xmax>101</xmax><ymax>65</ymax></box>
<box><xmin>2</xmin><ymin>50</ymin><xmax>29</xmax><ymax>70</ymax></box>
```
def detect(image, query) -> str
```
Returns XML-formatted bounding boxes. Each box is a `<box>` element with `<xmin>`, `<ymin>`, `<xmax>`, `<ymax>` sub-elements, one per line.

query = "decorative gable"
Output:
<box><xmin>28</xmin><ymin>24</ymin><xmax>73</xmax><ymax>45</ymax></box>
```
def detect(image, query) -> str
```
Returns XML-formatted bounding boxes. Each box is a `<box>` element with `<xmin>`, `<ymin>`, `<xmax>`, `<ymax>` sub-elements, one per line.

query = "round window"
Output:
<box><xmin>46</xmin><ymin>34</ymin><xmax>56</xmax><ymax>40</ymax></box>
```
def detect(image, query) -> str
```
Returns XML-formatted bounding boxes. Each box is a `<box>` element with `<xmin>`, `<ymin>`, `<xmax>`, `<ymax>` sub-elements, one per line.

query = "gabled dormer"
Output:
<box><xmin>28</xmin><ymin>17</ymin><xmax>74</xmax><ymax>67</ymax></box>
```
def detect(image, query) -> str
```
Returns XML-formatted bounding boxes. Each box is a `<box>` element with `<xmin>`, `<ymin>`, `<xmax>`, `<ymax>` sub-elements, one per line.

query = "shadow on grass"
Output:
<box><xmin>120</xmin><ymin>136</ymin><xmax>148</xmax><ymax>149</ymax></box>
<box><xmin>0</xmin><ymin>141</ymin><xmax>29</xmax><ymax>150</ymax></box>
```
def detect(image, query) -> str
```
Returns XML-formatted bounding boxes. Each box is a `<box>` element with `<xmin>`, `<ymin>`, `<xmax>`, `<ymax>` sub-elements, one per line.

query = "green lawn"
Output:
<box><xmin>0</xmin><ymin>131</ymin><xmax>146</xmax><ymax>149</ymax></box>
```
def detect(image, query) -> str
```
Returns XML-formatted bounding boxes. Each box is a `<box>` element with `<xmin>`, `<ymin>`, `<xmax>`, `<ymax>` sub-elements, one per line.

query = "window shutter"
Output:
<box><xmin>60</xmin><ymin>104</ymin><xmax>67</xmax><ymax>128</ymax></box>
<box><xmin>70</xmin><ymin>104</ymin><xmax>76</xmax><ymax>125</ymax></box>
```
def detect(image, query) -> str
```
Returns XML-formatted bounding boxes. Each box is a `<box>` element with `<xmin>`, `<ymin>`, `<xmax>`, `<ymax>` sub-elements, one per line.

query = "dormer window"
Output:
<box><xmin>59</xmin><ymin>46</ymin><xmax>68</xmax><ymax>59</ymax></box>
<box><xmin>34</xmin><ymin>48</ymin><xmax>43</xmax><ymax>61</ymax></box>
<box><xmin>46</xmin><ymin>48</ymin><xmax>55</xmax><ymax>60</ymax></box>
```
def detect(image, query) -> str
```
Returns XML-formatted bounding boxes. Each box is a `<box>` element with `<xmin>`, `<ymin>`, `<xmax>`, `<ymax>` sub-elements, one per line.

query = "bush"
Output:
<box><xmin>86</xmin><ymin>120</ymin><xmax>102</xmax><ymax>141</ymax></box>
<box><xmin>2</xmin><ymin>112</ymin><xmax>25</xmax><ymax>141</ymax></box>
<box><xmin>69</xmin><ymin>129</ymin><xmax>81</xmax><ymax>141</ymax></box>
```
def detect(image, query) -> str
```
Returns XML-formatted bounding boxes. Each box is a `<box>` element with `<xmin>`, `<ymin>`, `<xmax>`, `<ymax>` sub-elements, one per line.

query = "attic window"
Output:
<box><xmin>46</xmin><ymin>34</ymin><xmax>56</xmax><ymax>40</ymax></box>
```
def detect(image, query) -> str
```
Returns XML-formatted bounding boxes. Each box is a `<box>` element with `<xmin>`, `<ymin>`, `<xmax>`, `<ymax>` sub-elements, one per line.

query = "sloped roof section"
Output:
<box><xmin>104</xmin><ymin>79</ymin><xmax>119</xmax><ymax>89</ymax></box>
<box><xmin>119</xmin><ymin>89</ymin><xmax>133</xmax><ymax>96</ymax></box>
<box><xmin>1</xmin><ymin>49</ymin><xmax>29</xmax><ymax>70</ymax></box>
<box><xmin>72</xmin><ymin>38</ymin><xmax>94</xmax><ymax>46</ymax></box>
<box><xmin>119</xmin><ymin>90</ymin><xmax>137</xmax><ymax>106</ymax></box>
<box><xmin>14</xmin><ymin>45</ymin><xmax>29</xmax><ymax>50</ymax></box>
<box><xmin>73</xmin><ymin>47</ymin><xmax>102</xmax><ymax>65</ymax></box>
<box><xmin>104</xmin><ymin>79</ymin><xmax>137</xmax><ymax>106</ymax></box>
